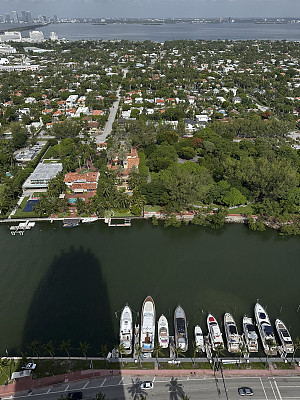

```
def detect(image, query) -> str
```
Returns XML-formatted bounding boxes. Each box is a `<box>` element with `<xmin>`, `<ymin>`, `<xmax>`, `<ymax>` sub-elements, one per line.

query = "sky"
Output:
<box><xmin>1</xmin><ymin>0</ymin><xmax>300</xmax><ymax>19</ymax></box>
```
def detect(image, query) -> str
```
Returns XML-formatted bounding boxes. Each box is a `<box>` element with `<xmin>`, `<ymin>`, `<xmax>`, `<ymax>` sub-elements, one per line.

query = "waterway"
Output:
<box><xmin>0</xmin><ymin>221</ymin><xmax>299</xmax><ymax>356</ymax></box>
<box><xmin>37</xmin><ymin>22</ymin><xmax>300</xmax><ymax>42</ymax></box>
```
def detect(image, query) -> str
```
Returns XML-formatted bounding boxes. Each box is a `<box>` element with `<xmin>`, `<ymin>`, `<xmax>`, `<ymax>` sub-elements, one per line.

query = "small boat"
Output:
<box><xmin>207</xmin><ymin>314</ymin><xmax>224</xmax><ymax>351</ymax></box>
<box><xmin>275</xmin><ymin>319</ymin><xmax>294</xmax><ymax>354</ymax></box>
<box><xmin>140</xmin><ymin>296</ymin><xmax>155</xmax><ymax>354</ymax></box>
<box><xmin>254</xmin><ymin>303</ymin><xmax>277</xmax><ymax>356</ymax></box>
<box><xmin>158</xmin><ymin>314</ymin><xmax>169</xmax><ymax>348</ymax></box>
<box><xmin>63</xmin><ymin>218</ymin><xmax>80</xmax><ymax>228</ymax></box>
<box><xmin>81</xmin><ymin>217</ymin><xmax>98</xmax><ymax>223</ymax></box>
<box><xmin>224</xmin><ymin>313</ymin><xmax>241</xmax><ymax>353</ymax></box>
<box><xmin>119</xmin><ymin>305</ymin><xmax>133</xmax><ymax>355</ymax></box>
<box><xmin>243</xmin><ymin>316</ymin><xmax>258</xmax><ymax>353</ymax></box>
<box><xmin>194</xmin><ymin>325</ymin><xmax>205</xmax><ymax>352</ymax></box>
<box><xmin>174</xmin><ymin>305</ymin><xmax>188</xmax><ymax>352</ymax></box>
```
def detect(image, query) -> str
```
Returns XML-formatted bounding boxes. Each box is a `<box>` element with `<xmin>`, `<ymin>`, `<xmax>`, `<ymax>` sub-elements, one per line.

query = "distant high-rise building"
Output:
<box><xmin>53</xmin><ymin>15</ymin><xmax>58</xmax><ymax>23</ymax></box>
<box><xmin>38</xmin><ymin>15</ymin><xmax>44</xmax><ymax>23</ymax></box>
<box><xmin>0</xmin><ymin>15</ymin><xmax>4</xmax><ymax>23</ymax></box>
<box><xmin>5</xmin><ymin>13</ymin><xmax>11</xmax><ymax>23</ymax></box>
<box><xmin>12</xmin><ymin>11</ymin><xmax>19</xmax><ymax>23</ymax></box>
<box><xmin>26</xmin><ymin>11</ymin><xmax>33</xmax><ymax>23</ymax></box>
<box><xmin>50</xmin><ymin>32</ymin><xmax>58</xmax><ymax>41</ymax></box>
<box><xmin>21</xmin><ymin>11</ymin><xmax>26</xmax><ymax>22</ymax></box>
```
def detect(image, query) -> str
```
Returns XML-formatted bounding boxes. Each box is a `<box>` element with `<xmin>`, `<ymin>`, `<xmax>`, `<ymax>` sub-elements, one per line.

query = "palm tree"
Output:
<box><xmin>98</xmin><ymin>344</ymin><xmax>108</xmax><ymax>368</ymax></box>
<box><xmin>192</xmin><ymin>341</ymin><xmax>201</xmax><ymax>367</ymax></box>
<box><xmin>116</xmin><ymin>343</ymin><xmax>127</xmax><ymax>366</ymax></box>
<box><xmin>60</xmin><ymin>339</ymin><xmax>71</xmax><ymax>359</ymax></box>
<box><xmin>175</xmin><ymin>345</ymin><xmax>186</xmax><ymax>361</ymax></box>
<box><xmin>95</xmin><ymin>392</ymin><xmax>106</xmax><ymax>400</ymax></box>
<box><xmin>153</xmin><ymin>343</ymin><xmax>164</xmax><ymax>368</ymax></box>
<box><xmin>43</xmin><ymin>340</ymin><xmax>55</xmax><ymax>359</ymax></box>
<box><xmin>79</xmin><ymin>341</ymin><xmax>90</xmax><ymax>360</ymax></box>
<box><xmin>28</xmin><ymin>340</ymin><xmax>40</xmax><ymax>359</ymax></box>
<box><xmin>0</xmin><ymin>359</ymin><xmax>9</xmax><ymax>382</ymax></box>
<box><xmin>292</xmin><ymin>336</ymin><xmax>300</xmax><ymax>363</ymax></box>
<box><xmin>238</xmin><ymin>341</ymin><xmax>247</xmax><ymax>367</ymax></box>
<box><xmin>134</xmin><ymin>344</ymin><xmax>143</xmax><ymax>368</ymax></box>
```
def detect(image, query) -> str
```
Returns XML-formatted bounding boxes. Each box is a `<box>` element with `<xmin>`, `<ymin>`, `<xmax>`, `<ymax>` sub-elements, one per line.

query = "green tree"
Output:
<box><xmin>79</xmin><ymin>341</ymin><xmax>90</xmax><ymax>360</ymax></box>
<box><xmin>43</xmin><ymin>340</ymin><xmax>55</xmax><ymax>359</ymax></box>
<box><xmin>60</xmin><ymin>340</ymin><xmax>71</xmax><ymax>359</ymax></box>
<box><xmin>153</xmin><ymin>343</ymin><xmax>164</xmax><ymax>368</ymax></box>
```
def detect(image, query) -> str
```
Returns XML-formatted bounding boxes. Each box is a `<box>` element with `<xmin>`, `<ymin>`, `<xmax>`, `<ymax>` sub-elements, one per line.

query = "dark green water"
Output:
<box><xmin>0</xmin><ymin>221</ymin><xmax>299</xmax><ymax>356</ymax></box>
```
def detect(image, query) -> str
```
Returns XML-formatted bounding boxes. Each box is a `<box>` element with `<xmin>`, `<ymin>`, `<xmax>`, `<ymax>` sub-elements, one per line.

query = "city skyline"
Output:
<box><xmin>0</xmin><ymin>0</ymin><xmax>300</xmax><ymax>19</ymax></box>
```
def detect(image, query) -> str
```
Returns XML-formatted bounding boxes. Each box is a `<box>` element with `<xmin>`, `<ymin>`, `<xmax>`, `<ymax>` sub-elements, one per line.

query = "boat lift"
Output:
<box><xmin>10</xmin><ymin>221</ymin><xmax>35</xmax><ymax>235</ymax></box>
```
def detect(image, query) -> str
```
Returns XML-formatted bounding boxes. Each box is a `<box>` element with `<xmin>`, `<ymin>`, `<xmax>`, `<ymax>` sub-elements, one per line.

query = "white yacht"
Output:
<box><xmin>243</xmin><ymin>316</ymin><xmax>258</xmax><ymax>353</ymax></box>
<box><xmin>224</xmin><ymin>313</ymin><xmax>241</xmax><ymax>353</ymax></box>
<box><xmin>254</xmin><ymin>303</ymin><xmax>277</xmax><ymax>356</ymax></box>
<box><xmin>174</xmin><ymin>305</ymin><xmax>188</xmax><ymax>352</ymax></box>
<box><xmin>119</xmin><ymin>305</ymin><xmax>133</xmax><ymax>354</ymax></box>
<box><xmin>275</xmin><ymin>319</ymin><xmax>294</xmax><ymax>354</ymax></box>
<box><xmin>194</xmin><ymin>325</ymin><xmax>205</xmax><ymax>352</ymax></box>
<box><xmin>158</xmin><ymin>314</ymin><xmax>169</xmax><ymax>348</ymax></box>
<box><xmin>207</xmin><ymin>314</ymin><xmax>224</xmax><ymax>351</ymax></box>
<box><xmin>140</xmin><ymin>296</ymin><xmax>155</xmax><ymax>354</ymax></box>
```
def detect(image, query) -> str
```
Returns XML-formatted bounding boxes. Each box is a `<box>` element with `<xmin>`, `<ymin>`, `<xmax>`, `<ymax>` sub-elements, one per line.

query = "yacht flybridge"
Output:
<box><xmin>243</xmin><ymin>316</ymin><xmax>258</xmax><ymax>353</ymax></box>
<box><xmin>275</xmin><ymin>319</ymin><xmax>294</xmax><ymax>354</ymax></box>
<box><xmin>224</xmin><ymin>313</ymin><xmax>241</xmax><ymax>353</ymax></box>
<box><xmin>254</xmin><ymin>303</ymin><xmax>277</xmax><ymax>356</ymax></box>
<box><xmin>119</xmin><ymin>305</ymin><xmax>133</xmax><ymax>354</ymax></box>
<box><xmin>140</xmin><ymin>296</ymin><xmax>155</xmax><ymax>354</ymax></box>
<box><xmin>207</xmin><ymin>314</ymin><xmax>224</xmax><ymax>351</ymax></box>
<box><xmin>174</xmin><ymin>305</ymin><xmax>188</xmax><ymax>352</ymax></box>
<box><xmin>194</xmin><ymin>325</ymin><xmax>205</xmax><ymax>353</ymax></box>
<box><xmin>158</xmin><ymin>314</ymin><xmax>169</xmax><ymax>348</ymax></box>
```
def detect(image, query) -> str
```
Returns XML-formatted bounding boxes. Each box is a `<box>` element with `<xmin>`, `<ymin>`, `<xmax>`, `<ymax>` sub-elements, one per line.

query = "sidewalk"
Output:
<box><xmin>0</xmin><ymin>365</ymin><xmax>299</xmax><ymax>398</ymax></box>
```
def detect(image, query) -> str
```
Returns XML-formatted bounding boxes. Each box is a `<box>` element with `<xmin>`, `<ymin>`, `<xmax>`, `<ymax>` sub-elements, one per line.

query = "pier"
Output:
<box><xmin>106</xmin><ymin>218</ymin><xmax>131</xmax><ymax>227</ymax></box>
<box><xmin>133</xmin><ymin>324</ymin><xmax>140</xmax><ymax>359</ymax></box>
<box><xmin>9</xmin><ymin>221</ymin><xmax>35</xmax><ymax>235</ymax></box>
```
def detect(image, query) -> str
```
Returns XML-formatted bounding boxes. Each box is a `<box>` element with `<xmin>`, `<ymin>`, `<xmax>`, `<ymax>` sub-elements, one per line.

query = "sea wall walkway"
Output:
<box><xmin>0</xmin><ymin>358</ymin><xmax>299</xmax><ymax>397</ymax></box>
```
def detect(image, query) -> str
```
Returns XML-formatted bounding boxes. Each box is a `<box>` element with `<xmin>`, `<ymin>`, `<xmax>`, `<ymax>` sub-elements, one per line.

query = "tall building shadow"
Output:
<box><xmin>11</xmin><ymin>246</ymin><xmax>125</xmax><ymax>399</ymax></box>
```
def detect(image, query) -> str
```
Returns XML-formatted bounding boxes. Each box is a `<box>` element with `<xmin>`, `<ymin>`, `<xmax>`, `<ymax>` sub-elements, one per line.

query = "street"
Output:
<box><xmin>8</xmin><ymin>375</ymin><xmax>300</xmax><ymax>400</ymax></box>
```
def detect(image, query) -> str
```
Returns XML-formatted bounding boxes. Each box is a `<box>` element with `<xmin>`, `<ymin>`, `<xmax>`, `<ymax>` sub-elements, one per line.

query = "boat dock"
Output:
<box><xmin>169</xmin><ymin>336</ymin><xmax>175</xmax><ymax>359</ymax></box>
<box><xmin>133</xmin><ymin>324</ymin><xmax>140</xmax><ymax>358</ymax></box>
<box><xmin>106</xmin><ymin>218</ymin><xmax>131</xmax><ymax>227</ymax></box>
<box><xmin>9</xmin><ymin>221</ymin><xmax>35</xmax><ymax>235</ymax></box>
<box><xmin>204</xmin><ymin>335</ymin><xmax>212</xmax><ymax>361</ymax></box>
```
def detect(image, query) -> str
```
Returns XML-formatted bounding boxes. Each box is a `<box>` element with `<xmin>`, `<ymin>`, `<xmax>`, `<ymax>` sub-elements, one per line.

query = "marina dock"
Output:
<box><xmin>9</xmin><ymin>221</ymin><xmax>35</xmax><ymax>235</ymax></box>
<box><xmin>106</xmin><ymin>218</ymin><xmax>131</xmax><ymax>227</ymax></box>
<box><xmin>133</xmin><ymin>324</ymin><xmax>140</xmax><ymax>358</ymax></box>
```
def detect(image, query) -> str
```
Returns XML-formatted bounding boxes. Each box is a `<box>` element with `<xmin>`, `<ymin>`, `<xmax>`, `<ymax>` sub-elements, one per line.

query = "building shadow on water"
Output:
<box><xmin>12</xmin><ymin>246</ymin><xmax>125</xmax><ymax>399</ymax></box>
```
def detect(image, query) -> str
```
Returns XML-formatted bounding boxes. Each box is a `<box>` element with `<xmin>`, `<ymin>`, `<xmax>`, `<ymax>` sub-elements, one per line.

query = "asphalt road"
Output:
<box><xmin>8</xmin><ymin>375</ymin><xmax>300</xmax><ymax>400</ymax></box>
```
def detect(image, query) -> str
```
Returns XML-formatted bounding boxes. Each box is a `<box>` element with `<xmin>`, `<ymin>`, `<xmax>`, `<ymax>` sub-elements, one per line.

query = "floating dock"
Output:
<box><xmin>106</xmin><ymin>218</ymin><xmax>131</xmax><ymax>227</ymax></box>
<box><xmin>10</xmin><ymin>221</ymin><xmax>35</xmax><ymax>235</ymax></box>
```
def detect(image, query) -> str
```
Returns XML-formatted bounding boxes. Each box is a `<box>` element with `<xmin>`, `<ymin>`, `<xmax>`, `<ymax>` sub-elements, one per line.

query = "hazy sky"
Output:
<box><xmin>1</xmin><ymin>0</ymin><xmax>300</xmax><ymax>19</ymax></box>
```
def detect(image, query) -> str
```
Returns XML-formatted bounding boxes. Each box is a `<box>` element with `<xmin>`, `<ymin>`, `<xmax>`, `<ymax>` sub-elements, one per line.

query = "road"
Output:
<box><xmin>8</xmin><ymin>375</ymin><xmax>300</xmax><ymax>400</ymax></box>
<box><xmin>96</xmin><ymin>68</ymin><xmax>128</xmax><ymax>144</ymax></box>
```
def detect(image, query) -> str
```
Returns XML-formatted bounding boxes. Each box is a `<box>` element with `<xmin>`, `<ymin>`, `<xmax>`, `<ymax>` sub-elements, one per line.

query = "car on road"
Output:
<box><xmin>238</xmin><ymin>387</ymin><xmax>254</xmax><ymax>396</ymax></box>
<box><xmin>68</xmin><ymin>392</ymin><xmax>83</xmax><ymax>399</ymax></box>
<box><xmin>140</xmin><ymin>381</ymin><xmax>153</xmax><ymax>390</ymax></box>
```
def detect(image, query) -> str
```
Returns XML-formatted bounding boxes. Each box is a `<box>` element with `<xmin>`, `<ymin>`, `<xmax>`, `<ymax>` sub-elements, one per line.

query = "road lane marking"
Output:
<box><xmin>83</xmin><ymin>381</ymin><xmax>89</xmax><ymax>389</ymax></box>
<box><xmin>118</xmin><ymin>377</ymin><xmax>124</xmax><ymax>385</ymax></box>
<box><xmin>64</xmin><ymin>385</ymin><xmax>69</xmax><ymax>391</ymax></box>
<box><xmin>152</xmin><ymin>377</ymin><xmax>155</xmax><ymax>382</ymax></box>
<box><xmin>269</xmin><ymin>380</ymin><xmax>278</xmax><ymax>400</ymax></box>
<box><xmin>274</xmin><ymin>380</ymin><xmax>282</xmax><ymax>400</ymax></box>
<box><xmin>101</xmin><ymin>378</ymin><xmax>106</xmax><ymax>386</ymax></box>
<box><xmin>47</xmin><ymin>389</ymin><xmax>51</xmax><ymax>393</ymax></box>
<box><xmin>260</xmin><ymin>377</ymin><xmax>268</xmax><ymax>400</ymax></box>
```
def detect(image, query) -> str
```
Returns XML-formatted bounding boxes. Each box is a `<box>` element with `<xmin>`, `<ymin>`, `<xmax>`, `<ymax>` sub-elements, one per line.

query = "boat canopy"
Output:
<box><xmin>263</xmin><ymin>325</ymin><xmax>274</xmax><ymax>335</ymax></box>
<box><xmin>259</xmin><ymin>312</ymin><xmax>266</xmax><ymax>319</ymax></box>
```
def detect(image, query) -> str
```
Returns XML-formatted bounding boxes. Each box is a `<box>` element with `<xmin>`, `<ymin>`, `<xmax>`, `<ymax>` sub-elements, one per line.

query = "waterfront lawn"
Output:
<box><xmin>33</xmin><ymin>359</ymin><xmax>92</xmax><ymax>379</ymax></box>
<box><xmin>158</xmin><ymin>362</ymin><xmax>212</xmax><ymax>370</ymax></box>
<box><xmin>112</xmin><ymin>210</ymin><xmax>134</xmax><ymax>217</ymax></box>
<box><xmin>109</xmin><ymin>361</ymin><xmax>155</xmax><ymax>370</ymax></box>
<box><xmin>273</xmin><ymin>362</ymin><xmax>295</xmax><ymax>370</ymax></box>
<box><xmin>144</xmin><ymin>205</ymin><xmax>162</xmax><ymax>213</ymax></box>
<box><xmin>229</xmin><ymin>204</ymin><xmax>254</xmax><ymax>215</ymax></box>
<box><xmin>0</xmin><ymin>360</ymin><xmax>20</xmax><ymax>385</ymax></box>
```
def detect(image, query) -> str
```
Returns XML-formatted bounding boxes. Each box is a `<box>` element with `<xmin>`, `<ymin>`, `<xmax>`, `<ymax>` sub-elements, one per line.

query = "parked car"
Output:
<box><xmin>140</xmin><ymin>381</ymin><xmax>153</xmax><ymax>390</ymax></box>
<box><xmin>238</xmin><ymin>387</ymin><xmax>254</xmax><ymax>396</ymax></box>
<box><xmin>68</xmin><ymin>392</ymin><xmax>83</xmax><ymax>399</ymax></box>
